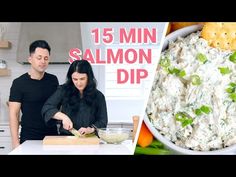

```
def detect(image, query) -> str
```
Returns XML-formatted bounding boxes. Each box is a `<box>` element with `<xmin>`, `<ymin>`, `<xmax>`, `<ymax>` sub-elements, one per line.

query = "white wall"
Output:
<box><xmin>0</xmin><ymin>22</ymin><xmax>167</xmax><ymax>124</ymax></box>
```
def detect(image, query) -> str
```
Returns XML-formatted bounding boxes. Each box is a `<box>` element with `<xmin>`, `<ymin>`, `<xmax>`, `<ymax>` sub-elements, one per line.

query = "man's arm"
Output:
<box><xmin>9</xmin><ymin>101</ymin><xmax>21</xmax><ymax>149</ymax></box>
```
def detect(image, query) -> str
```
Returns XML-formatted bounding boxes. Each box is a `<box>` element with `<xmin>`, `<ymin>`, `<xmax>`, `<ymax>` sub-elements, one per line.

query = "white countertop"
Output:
<box><xmin>8</xmin><ymin>140</ymin><xmax>135</xmax><ymax>155</ymax></box>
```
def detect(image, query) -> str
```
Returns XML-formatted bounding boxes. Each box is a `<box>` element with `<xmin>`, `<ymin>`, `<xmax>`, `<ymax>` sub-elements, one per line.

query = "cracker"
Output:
<box><xmin>201</xmin><ymin>22</ymin><xmax>236</xmax><ymax>51</ymax></box>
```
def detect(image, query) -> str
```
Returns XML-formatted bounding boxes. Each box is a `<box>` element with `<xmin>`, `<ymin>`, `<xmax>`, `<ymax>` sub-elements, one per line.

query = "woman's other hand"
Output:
<box><xmin>78</xmin><ymin>127</ymin><xmax>95</xmax><ymax>135</ymax></box>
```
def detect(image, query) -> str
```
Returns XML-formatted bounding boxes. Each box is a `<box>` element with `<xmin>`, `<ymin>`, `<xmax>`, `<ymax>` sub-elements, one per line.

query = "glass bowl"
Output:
<box><xmin>97</xmin><ymin>128</ymin><xmax>131</xmax><ymax>144</ymax></box>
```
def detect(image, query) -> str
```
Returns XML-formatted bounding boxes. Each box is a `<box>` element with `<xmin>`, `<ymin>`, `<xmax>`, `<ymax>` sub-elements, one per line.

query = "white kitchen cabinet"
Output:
<box><xmin>0</xmin><ymin>125</ymin><xmax>12</xmax><ymax>154</ymax></box>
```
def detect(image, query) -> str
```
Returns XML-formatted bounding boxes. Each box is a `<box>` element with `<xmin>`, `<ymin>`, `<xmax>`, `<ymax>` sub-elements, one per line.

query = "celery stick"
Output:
<box><xmin>149</xmin><ymin>140</ymin><xmax>165</xmax><ymax>148</ymax></box>
<box><xmin>135</xmin><ymin>146</ymin><xmax>170</xmax><ymax>155</ymax></box>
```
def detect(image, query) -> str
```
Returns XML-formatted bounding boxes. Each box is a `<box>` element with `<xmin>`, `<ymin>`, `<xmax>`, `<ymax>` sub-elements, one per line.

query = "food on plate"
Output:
<box><xmin>137</xmin><ymin>122</ymin><xmax>153</xmax><ymax>147</ymax></box>
<box><xmin>201</xmin><ymin>22</ymin><xmax>236</xmax><ymax>51</ymax></box>
<box><xmin>146</xmin><ymin>24</ymin><xmax>236</xmax><ymax>151</ymax></box>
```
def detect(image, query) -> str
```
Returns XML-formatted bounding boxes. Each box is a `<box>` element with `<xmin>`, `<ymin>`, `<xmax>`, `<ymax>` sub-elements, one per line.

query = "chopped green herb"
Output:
<box><xmin>229</xmin><ymin>82</ymin><xmax>236</xmax><ymax>88</ymax></box>
<box><xmin>226</xmin><ymin>82</ymin><xmax>236</xmax><ymax>102</ymax></box>
<box><xmin>168</xmin><ymin>67</ymin><xmax>186</xmax><ymax>78</ymax></box>
<box><xmin>168</xmin><ymin>67</ymin><xmax>180</xmax><ymax>75</ymax></box>
<box><xmin>226</xmin><ymin>87</ymin><xmax>234</xmax><ymax>93</ymax></box>
<box><xmin>229</xmin><ymin>51</ymin><xmax>236</xmax><ymax>63</ymax></box>
<box><xmin>175</xmin><ymin>112</ymin><xmax>184</xmax><ymax>120</ymax></box>
<box><xmin>178</xmin><ymin>70</ymin><xmax>186</xmax><ymax>77</ymax></box>
<box><xmin>194</xmin><ymin>109</ymin><xmax>202</xmax><ymax>116</ymax></box>
<box><xmin>160</xmin><ymin>57</ymin><xmax>170</xmax><ymax>68</ymax></box>
<box><xmin>218</xmin><ymin>67</ymin><xmax>232</xmax><ymax>75</ymax></box>
<box><xmin>200</xmin><ymin>105</ymin><xmax>212</xmax><ymax>114</ymax></box>
<box><xmin>175</xmin><ymin>112</ymin><xmax>193</xmax><ymax>127</ymax></box>
<box><xmin>191</xmin><ymin>74</ymin><xmax>201</xmax><ymax>85</ymax></box>
<box><xmin>229</xmin><ymin>93</ymin><xmax>236</xmax><ymax>102</ymax></box>
<box><xmin>182</xmin><ymin>119</ymin><xmax>193</xmax><ymax>127</ymax></box>
<box><xmin>197</xmin><ymin>53</ymin><xmax>208</xmax><ymax>63</ymax></box>
<box><xmin>194</xmin><ymin>105</ymin><xmax>212</xmax><ymax>116</ymax></box>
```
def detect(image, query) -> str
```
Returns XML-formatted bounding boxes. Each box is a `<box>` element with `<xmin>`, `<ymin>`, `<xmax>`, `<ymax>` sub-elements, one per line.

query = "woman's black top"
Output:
<box><xmin>42</xmin><ymin>85</ymin><xmax>108</xmax><ymax>135</ymax></box>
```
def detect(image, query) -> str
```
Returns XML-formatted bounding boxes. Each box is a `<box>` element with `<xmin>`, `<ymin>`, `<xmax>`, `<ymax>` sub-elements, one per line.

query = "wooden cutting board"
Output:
<box><xmin>43</xmin><ymin>136</ymin><xmax>100</xmax><ymax>145</ymax></box>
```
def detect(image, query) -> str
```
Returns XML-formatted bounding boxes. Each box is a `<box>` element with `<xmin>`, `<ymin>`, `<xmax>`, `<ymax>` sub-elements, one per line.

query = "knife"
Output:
<box><xmin>69</xmin><ymin>128</ymin><xmax>83</xmax><ymax>138</ymax></box>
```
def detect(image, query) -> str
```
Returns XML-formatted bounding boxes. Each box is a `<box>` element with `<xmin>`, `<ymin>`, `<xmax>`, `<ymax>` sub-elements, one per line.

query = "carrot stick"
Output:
<box><xmin>137</xmin><ymin>122</ymin><xmax>153</xmax><ymax>148</ymax></box>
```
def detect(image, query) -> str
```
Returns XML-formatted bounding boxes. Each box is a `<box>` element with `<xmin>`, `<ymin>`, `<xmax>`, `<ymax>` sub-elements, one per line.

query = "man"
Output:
<box><xmin>9</xmin><ymin>40</ymin><xmax>59</xmax><ymax>149</ymax></box>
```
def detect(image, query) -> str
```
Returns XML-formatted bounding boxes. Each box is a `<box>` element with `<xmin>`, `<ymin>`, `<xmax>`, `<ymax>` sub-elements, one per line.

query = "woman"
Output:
<box><xmin>42</xmin><ymin>59</ymin><xmax>108</xmax><ymax>135</ymax></box>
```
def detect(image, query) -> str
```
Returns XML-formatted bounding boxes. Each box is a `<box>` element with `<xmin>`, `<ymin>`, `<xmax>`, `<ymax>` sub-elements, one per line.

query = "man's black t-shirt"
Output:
<box><xmin>9</xmin><ymin>72</ymin><xmax>59</xmax><ymax>143</ymax></box>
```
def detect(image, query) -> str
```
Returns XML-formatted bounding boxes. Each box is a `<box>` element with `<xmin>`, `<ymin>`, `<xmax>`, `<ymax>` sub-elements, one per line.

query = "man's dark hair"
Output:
<box><xmin>29</xmin><ymin>40</ymin><xmax>51</xmax><ymax>55</ymax></box>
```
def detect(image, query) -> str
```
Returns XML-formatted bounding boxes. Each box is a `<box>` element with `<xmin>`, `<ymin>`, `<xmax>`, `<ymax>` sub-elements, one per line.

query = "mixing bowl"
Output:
<box><xmin>97</xmin><ymin>128</ymin><xmax>131</xmax><ymax>144</ymax></box>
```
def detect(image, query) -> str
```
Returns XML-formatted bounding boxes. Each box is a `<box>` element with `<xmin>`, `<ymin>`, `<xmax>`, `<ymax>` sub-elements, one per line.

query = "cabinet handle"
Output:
<box><xmin>0</xmin><ymin>129</ymin><xmax>5</xmax><ymax>132</ymax></box>
<box><xmin>0</xmin><ymin>146</ymin><xmax>5</xmax><ymax>149</ymax></box>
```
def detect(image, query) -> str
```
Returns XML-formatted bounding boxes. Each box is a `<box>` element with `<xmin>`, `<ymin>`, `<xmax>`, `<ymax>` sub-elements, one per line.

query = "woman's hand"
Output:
<box><xmin>61</xmin><ymin>116</ymin><xmax>73</xmax><ymax>130</ymax></box>
<box><xmin>54</xmin><ymin>112</ymin><xmax>73</xmax><ymax>130</ymax></box>
<box><xmin>78</xmin><ymin>127</ymin><xmax>95</xmax><ymax>135</ymax></box>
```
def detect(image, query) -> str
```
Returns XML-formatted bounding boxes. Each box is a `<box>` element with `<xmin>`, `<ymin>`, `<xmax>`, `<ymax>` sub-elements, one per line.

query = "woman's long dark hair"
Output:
<box><xmin>62</xmin><ymin>59</ymin><xmax>98</xmax><ymax>114</ymax></box>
